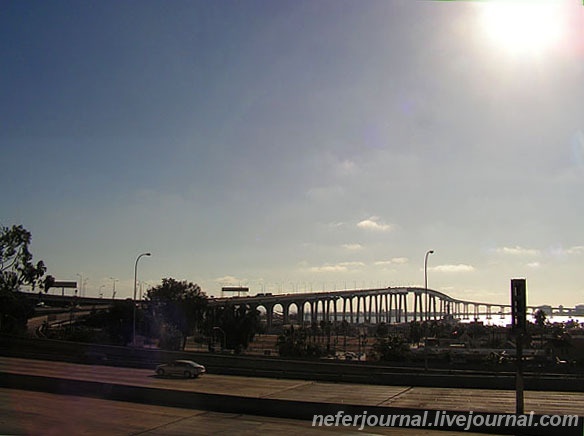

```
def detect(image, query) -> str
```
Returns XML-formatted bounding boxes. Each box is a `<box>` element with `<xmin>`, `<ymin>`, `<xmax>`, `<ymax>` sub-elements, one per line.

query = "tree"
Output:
<box><xmin>205</xmin><ymin>303</ymin><xmax>261</xmax><ymax>353</ymax></box>
<box><xmin>147</xmin><ymin>278</ymin><xmax>208</xmax><ymax>350</ymax></box>
<box><xmin>372</xmin><ymin>334</ymin><xmax>410</xmax><ymax>362</ymax></box>
<box><xmin>533</xmin><ymin>309</ymin><xmax>548</xmax><ymax>348</ymax></box>
<box><xmin>1</xmin><ymin>224</ymin><xmax>46</xmax><ymax>292</ymax></box>
<box><xmin>276</xmin><ymin>325</ymin><xmax>323</xmax><ymax>358</ymax></box>
<box><xmin>533</xmin><ymin>309</ymin><xmax>547</xmax><ymax>329</ymax></box>
<box><xmin>0</xmin><ymin>225</ymin><xmax>47</xmax><ymax>334</ymax></box>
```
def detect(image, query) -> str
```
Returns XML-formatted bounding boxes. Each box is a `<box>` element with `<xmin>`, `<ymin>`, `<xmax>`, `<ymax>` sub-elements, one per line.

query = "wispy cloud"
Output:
<box><xmin>375</xmin><ymin>257</ymin><xmax>408</xmax><ymax>266</ymax></box>
<box><xmin>430</xmin><ymin>264</ymin><xmax>475</xmax><ymax>273</ymax></box>
<box><xmin>527</xmin><ymin>262</ymin><xmax>541</xmax><ymax>269</ymax></box>
<box><xmin>565</xmin><ymin>246</ymin><xmax>584</xmax><ymax>255</ymax></box>
<box><xmin>327</xmin><ymin>221</ymin><xmax>344</xmax><ymax>230</ymax></box>
<box><xmin>334</xmin><ymin>159</ymin><xmax>357</xmax><ymax>176</ymax></box>
<box><xmin>214</xmin><ymin>275</ymin><xmax>241</xmax><ymax>285</ymax></box>
<box><xmin>342</xmin><ymin>243</ymin><xmax>364</xmax><ymax>251</ymax></box>
<box><xmin>308</xmin><ymin>261</ymin><xmax>365</xmax><ymax>273</ymax></box>
<box><xmin>495</xmin><ymin>246</ymin><xmax>540</xmax><ymax>256</ymax></box>
<box><xmin>357</xmin><ymin>216</ymin><xmax>393</xmax><ymax>232</ymax></box>
<box><xmin>550</xmin><ymin>245</ymin><xmax>584</xmax><ymax>256</ymax></box>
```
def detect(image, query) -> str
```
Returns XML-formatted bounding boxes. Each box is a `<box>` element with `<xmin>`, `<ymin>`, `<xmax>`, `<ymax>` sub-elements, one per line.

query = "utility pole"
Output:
<box><xmin>511</xmin><ymin>278</ymin><xmax>527</xmax><ymax>415</ymax></box>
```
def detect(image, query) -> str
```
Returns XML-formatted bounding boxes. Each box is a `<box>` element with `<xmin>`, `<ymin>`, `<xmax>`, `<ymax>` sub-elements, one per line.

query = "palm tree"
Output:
<box><xmin>533</xmin><ymin>309</ymin><xmax>547</xmax><ymax>348</ymax></box>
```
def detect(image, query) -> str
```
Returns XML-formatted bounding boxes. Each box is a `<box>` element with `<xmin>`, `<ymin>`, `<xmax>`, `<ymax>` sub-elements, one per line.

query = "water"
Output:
<box><xmin>462</xmin><ymin>314</ymin><xmax>583</xmax><ymax>327</ymax></box>
<box><xmin>295</xmin><ymin>312</ymin><xmax>584</xmax><ymax>327</ymax></box>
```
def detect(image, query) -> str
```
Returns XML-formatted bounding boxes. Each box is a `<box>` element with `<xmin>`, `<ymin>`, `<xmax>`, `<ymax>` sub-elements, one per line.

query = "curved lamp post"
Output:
<box><xmin>133</xmin><ymin>252</ymin><xmax>151</xmax><ymax>346</ymax></box>
<box><xmin>110</xmin><ymin>277</ymin><xmax>118</xmax><ymax>299</ymax></box>
<box><xmin>424</xmin><ymin>250</ymin><xmax>434</xmax><ymax>290</ymax></box>
<box><xmin>423</xmin><ymin>249</ymin><xmax>434</xmax><ymax>370</ymax></box>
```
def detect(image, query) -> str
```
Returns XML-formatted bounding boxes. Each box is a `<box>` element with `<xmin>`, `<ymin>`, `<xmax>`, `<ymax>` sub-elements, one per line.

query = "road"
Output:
<box><xmin>0</xmin><ymin>388</ymin><xmax>492</xmax><ymax>435</ymax></box>
<box><xmin>1</xmin><ymin>356</ymin><xmax>583</xmax><ymax>416</ymax></box>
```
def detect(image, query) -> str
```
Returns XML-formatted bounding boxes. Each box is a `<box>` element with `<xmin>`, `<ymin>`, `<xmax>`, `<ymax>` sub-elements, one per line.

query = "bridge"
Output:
<box><xmin>23</xmin><ymin>287</ymin><xmax>580</xmax><ymax>331</ymax></box>
<box><xmin>208</xmin><ymin>287</ymin><xmax>580</xmax><ymax>330</ymax></box>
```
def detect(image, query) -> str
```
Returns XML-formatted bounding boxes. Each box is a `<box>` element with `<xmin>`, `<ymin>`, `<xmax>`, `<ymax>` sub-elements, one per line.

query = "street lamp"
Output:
<box><xmin>110</xmin><ymin>277</ymin><xmax>118</xmax><ymax>299</ymax></box>
<box><xmin>423</xmin><ymin>249</ymin><xmax>434</xmax><ymax>371</ymax></box>
<box><xmin>424</xmin><ymin>250</ymin><xmax>434</xmax><ymax>290</ymax></box>
<box><xmin>76</xmin><ymin>273</ymin><xmax>83</xmax><ymax>297</ymax></box>
<box><xmin>133</xmin><ymin>252</ymin><xmax>151</xmax><ymax>346</ymax></box>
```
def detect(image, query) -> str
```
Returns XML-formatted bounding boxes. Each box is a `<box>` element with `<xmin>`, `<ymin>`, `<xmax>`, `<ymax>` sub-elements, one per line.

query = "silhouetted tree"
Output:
<box><xmin>0</xmin><ymin>225</ymin><xmax>47</xmax><ymax>292</ymax></box>
<box><xmin>205</xmin><ymin>303</ymin><xmax>261</xmax><ymax>353</ymax></box>
<box><xmin>372</xmin><ymin>334</ymin><xmax>410</xmax><ymax>361</ymax></box>
<box><xmin>276</xmin><ymin>325</ymin><xmax>323</xmax><ymax>358</ymax></box>
<box><xmin>0</xmin><ymin>225</ymin><xmax>47</xmax><ymax>334</ymax></box>
<box><xmin>147</xmin><ymin>278</ymin><xmax>208</xmax><ymax>349</ymax></box>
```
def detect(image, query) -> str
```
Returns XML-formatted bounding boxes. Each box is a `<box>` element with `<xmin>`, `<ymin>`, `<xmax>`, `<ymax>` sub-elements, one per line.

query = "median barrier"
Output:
<box><xmin>1</xmin><ymin>335</ymin><xmax>583</xmax><ymax>391</ymax></box>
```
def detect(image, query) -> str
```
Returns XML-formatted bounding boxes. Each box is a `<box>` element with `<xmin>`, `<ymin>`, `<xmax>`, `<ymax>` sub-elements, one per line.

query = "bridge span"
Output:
<box><xmin>207</xmin><ymin>287</ymin><xmax>560</xmax><ymax>330</ymax></box>
<box><xmin>22</xmin><ymin>288</ymin><xmax>578</xmax><ymax>331</ymax></box>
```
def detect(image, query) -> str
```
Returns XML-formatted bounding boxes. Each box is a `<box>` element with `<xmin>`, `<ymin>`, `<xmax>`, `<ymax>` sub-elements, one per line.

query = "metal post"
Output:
<box><xmin>133</xmin><ymin>252</ymin><xmax>151</xmax><ymax>346</ymax></box>
<box><xmin>511</xmin><ymin>278</ymin><xmax>527</xmax><ymax>416</ymax></box>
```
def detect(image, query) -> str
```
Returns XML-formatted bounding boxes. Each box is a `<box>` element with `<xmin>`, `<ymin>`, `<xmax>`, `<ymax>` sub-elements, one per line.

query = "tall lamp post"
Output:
<box><xmin>424</xmin><ymin>250</ymin><xmax>434</xmax><ymax>290</ymax></box>
<box><xmin>423</xmin><ymin>249</ymin><xmax>434</xmax><ymax>371</ymax></box>
<box><xmin>133</xmin><ymin>252</ymin><xmax>151</xmax><ymax>346</ymax></box>
<box><xmin>110</xmin><ymin>277</ymin><xmax>118</xmax><ymax>299</ymax></box>
<box><xmin>424</xmin><ymin>249</ymin><xmax>434</xmax><ymax>319</ymax></box>
<box><xmin>76</xmin><ymin>273</ymin><xmax>83</xmax><ymax>297</ymax></box>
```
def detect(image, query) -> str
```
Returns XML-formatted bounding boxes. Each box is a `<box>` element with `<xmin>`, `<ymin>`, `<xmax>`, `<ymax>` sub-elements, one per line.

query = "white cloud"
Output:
<box><xmin>527</xmin><ymin>262</ymin><xmax>541</xmax><ymax>269</ymax></box>
<box><xmin>342</xmin><ymin>243</ymin><xmax>364</xmax><ymax>251</ymax></box>
<box><xmin>566</xmin><ymin>246</ymin><xmax>584</xmax><ymax>255</ymax></box>
<box><xmin>357</xmin><ymin>216</ymin><xmax>393</xmax><ymax>232</ymax></box>
<box><xmin>375</xmin><ymin>257</ymin><xmax>408</xmax><ymax>266</ymax></box>
<box><xmin>308</xmin><ymin>261</ymin><xmax>365</xmax><ymax>273</ymax></box>
<box><xmin>337</xmin><ymin>159</ymin><xmax>357</xmax><ymax>175</ymax></box>
<box><xmin>214</xmin><ymin>275</ymin><xmax>241</xmax><ymax>285</ymax></box>
<box><xmin>339</xmin><ymin>261</ymin><xmax>366</xmax><ymax>267</ymax></box>
<box><xmin>309</xmin><ymin>265</ymin><xmax>348</xmax><ymax>273</ymax></box>
<box><xmin>430</xmin><ymin>264</ymin><xmax>476</xmax><ymax>273</ymax></box>
<box><xmin>495</xmin><ymin>246</ymin><xmax>540</xmax><ymax>256</ymax></box>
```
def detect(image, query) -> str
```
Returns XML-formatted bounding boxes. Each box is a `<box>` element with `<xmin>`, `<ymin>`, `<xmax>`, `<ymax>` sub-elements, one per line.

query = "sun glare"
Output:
<box><xmin>480</xmin><ymin>1</ymin><xmax>565</xmax><ymax>55</ymax></box>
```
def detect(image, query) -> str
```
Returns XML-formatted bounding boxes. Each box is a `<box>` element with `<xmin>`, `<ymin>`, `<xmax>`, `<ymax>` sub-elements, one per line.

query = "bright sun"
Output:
<box><xmin>480</xmin><ymin>1</ymin><xmax>564</xmax><ymax>55</ymax></box>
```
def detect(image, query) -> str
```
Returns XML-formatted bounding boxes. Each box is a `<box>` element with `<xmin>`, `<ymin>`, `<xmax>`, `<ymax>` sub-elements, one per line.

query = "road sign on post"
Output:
<box><xmin>511</xmin><ymin>278</ymin><xmax>527</xmax><ymax>415</ymax></box>
<box><xmin>511</xmin><ymin>278</ymin><xmax>527</xmax><ymax>334</ymax></box>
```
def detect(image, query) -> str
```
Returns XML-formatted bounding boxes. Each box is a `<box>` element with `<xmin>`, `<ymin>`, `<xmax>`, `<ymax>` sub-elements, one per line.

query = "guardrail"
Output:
<box><xmin>1</xmin><ymin>335</ymin><xmax>582</xmax><ymax>391</ymax></box>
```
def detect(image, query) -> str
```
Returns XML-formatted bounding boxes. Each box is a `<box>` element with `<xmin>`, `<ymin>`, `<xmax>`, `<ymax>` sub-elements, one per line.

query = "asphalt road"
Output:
<box><xmin>1</xmin><ymin>356</ymin><xmax>583</xmax><ymax>415</ymax></box>
<box><xmin>0</xmin><ymin>388</ymin><xmax>493</xmax><ymax>436</ymax></box>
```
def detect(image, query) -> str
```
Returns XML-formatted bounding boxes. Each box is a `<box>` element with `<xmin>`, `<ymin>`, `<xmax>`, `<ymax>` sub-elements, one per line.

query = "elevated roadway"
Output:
<box><xmin>1</xmin><ymin>356</ymin><xmax>583</xmax><ymax>435</ymax></box>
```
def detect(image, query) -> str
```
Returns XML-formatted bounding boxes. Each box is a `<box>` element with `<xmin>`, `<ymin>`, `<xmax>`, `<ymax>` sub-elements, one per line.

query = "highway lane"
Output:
<box><xmin>0</xmin><ymin>388</ymin><xmax>493</xmax><ymax>436</ymax></box>
<box><xmin>1</xmin><ymin>356</ymin><xmax>583</xmax><ymax>415</ymax></box>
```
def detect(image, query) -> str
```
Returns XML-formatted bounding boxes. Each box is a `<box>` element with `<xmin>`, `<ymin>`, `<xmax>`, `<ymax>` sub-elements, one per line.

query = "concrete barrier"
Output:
<box><xmin>1</xmin><ymin>335</ymin><xmax>583</xmax><ymax>391</ymax></box>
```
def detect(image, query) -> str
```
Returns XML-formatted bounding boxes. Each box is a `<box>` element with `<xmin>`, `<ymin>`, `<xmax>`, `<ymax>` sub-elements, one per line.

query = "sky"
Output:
<box><xmin>2</xmin><ymin>0</ymin><xmax>584</xmax><ymax>306</ymax></box>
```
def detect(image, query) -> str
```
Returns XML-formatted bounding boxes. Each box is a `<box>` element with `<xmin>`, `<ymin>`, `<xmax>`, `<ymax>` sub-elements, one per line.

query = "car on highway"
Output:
<box><xmin>155</xmin><ymin>360</ymin><xmax>206</xmax><ymax>378</ymax></box>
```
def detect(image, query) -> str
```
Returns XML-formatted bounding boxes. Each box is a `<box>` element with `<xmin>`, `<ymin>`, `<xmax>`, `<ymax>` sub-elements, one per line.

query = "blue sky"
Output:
<box><xmin>2</xmin><ymin>0</ymin><xmax>584</xmax><ymax>306</ymax></box>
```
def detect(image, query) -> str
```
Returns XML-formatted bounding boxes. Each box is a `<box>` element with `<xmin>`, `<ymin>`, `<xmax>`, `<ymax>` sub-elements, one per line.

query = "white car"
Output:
<box><xmin>155</xmin><ymin>360</ymin><xmax>206</xmax><ymax>378</ymax></box>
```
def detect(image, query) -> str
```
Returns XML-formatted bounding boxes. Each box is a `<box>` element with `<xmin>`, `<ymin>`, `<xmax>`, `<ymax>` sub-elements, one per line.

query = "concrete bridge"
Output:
<box><xmin>207</xmin><ymin>287</ymin><xmax>571</xmax><ymax>330</ymax></box>
<box><xmin>22</xmin><ymin>287</ymin><xmax>580</xmax><ymax>331</ymax></box>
